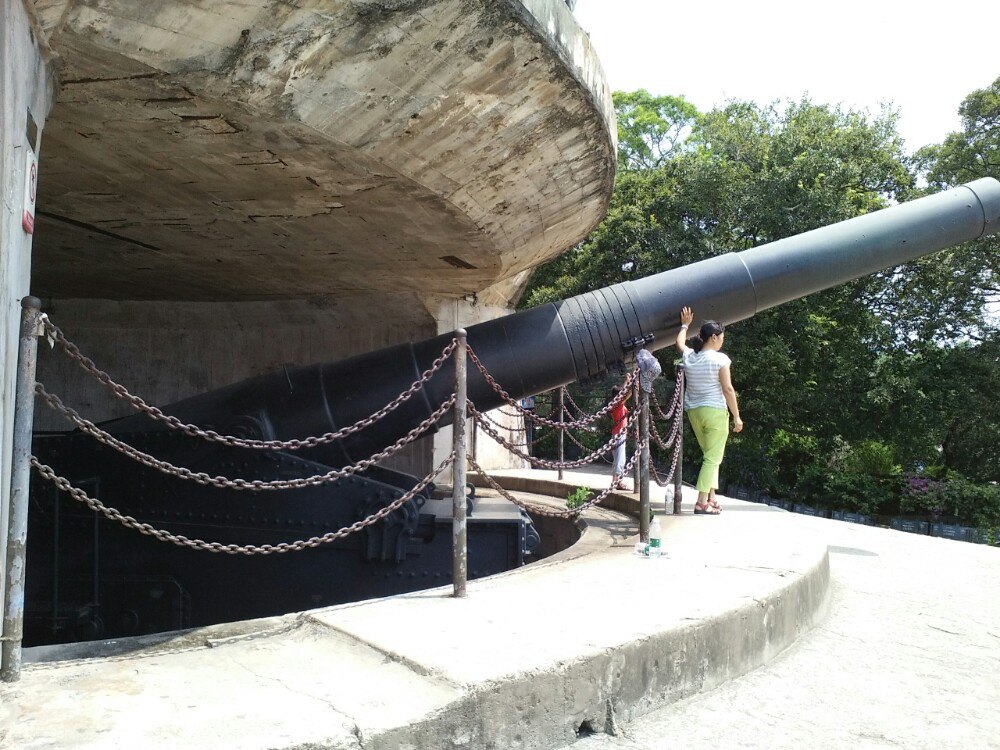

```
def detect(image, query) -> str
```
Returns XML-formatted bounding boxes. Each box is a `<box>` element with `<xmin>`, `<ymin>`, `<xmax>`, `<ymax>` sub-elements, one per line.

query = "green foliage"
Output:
<box><xmin>566</xmin><ymin>486</ymin><xmax>592</xmax><ymax>511</ymax></box>
<box><xmin>767</xmin><ymin>429</ymin><xmax>821</xmax><ymax>494</ymax></box>
<box><xmin>521</xmin><ymin>85</ymin><xmax>1000</xmax><ymax>531</ymax></box>
<box><xmin>821</xmin><ymin>473</ymin><xmax>900</xmax><ymax>516</ymax></box>
<box><xmin>830</xmin><ymin>439</ymin><xmax>901</xmax><ymax>478</ymax></box>
<box><xmin>867</xmin><ymin>339</ymin><xmax>1000</xmax><ymax>482</ymax></box>
<box><xmin>909</xmin><ymin>75</ymin><xmax>1000</xmax><ymax>343</ymax></box>
<box><xmin>787</xmin><ymin>466</ymin><xmax>898</xmax><ymax>516</ymax></box>
<box><xmin>612</xmin><ymin>90</ymin><xmax>699</xmax><ymax>170</ymax></box>
<box><xmin>902</xmin><ymin>475</ymin><xmax>1000</xmax><ymax>527</ymax></box>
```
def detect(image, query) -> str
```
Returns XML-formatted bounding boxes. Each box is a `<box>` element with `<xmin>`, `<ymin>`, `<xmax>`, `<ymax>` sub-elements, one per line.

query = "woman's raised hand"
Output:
<box><xmin>680</xmin><ymin>306</ymin><xmax>694</xmax><ymax>326</ymax></box>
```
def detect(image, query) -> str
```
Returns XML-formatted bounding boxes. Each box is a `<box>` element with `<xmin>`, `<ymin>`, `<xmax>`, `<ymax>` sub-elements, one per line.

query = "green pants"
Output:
<box><xmin>686</xmin><ymin>406</ymin><xmax>730</xmax><ymax>493</ymax></box>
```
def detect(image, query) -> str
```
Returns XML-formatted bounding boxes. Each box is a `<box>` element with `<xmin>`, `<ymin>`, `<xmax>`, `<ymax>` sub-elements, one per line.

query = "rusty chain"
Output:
<box><xmin>649</xmin><ymin>405</ymin><xmax>682</xmax><ymax>451</ymax></box>
<box><xmin>464</xmin><ymin>343</ymin><xmax>636</xmax><ymax>429</ymax></box>
<box><xmin>650</xmin><ymin>379</ymin><xmax>683</xmax><ymax>423</ymax></box>
<box><xmin>469</xmin><ymin>401</ymin><xmax>637</xmax><ymax>470</ymax></box>
<box><xmin>37</xmin><ymin>382</ymin><xmax>455</xmax><ymax>490</ymax></box>
<box><xmin>561</xmin><ymin>388</ymin><xmax>590</xmax><ymax>421</ymax></box>
<box><xmin>42</xmin><ymin>317</ymin><xmax>456</xmax><ymax>451</ymax></box>
<box><xmin>650</xmin><ymin>449</ymin><xmax>680</xmax><ymax>488</ymax></box>
<box><xmin>649</xmin><ymin>389</ymin><xmax>680</xmax><ymax>422</ymax></box>
<box><xmin>557</xmin><ymin>391</ymin><xmax>613</xmax><ymax>463</ymax></box>
<box><xmin>477</xmin><ymin>407</ymin><xmax>529</xmax><ymax>434</ymax></box>
<box><xmin>649</xmin><ymin>418</ymin><xmax>681</xmax><ymax>487</ymax></box>
<box><xmin>467</xmin><ymin>441</ymin><xmax>644</xmax><ymax>519</ymax></box>
<box><xmin>31</xmin><ymin>453</ymin><xmax>454</xmax><ymax>555</ymax></box>
<box><xmin>563</xmin><ymin>425</ymin><xmax>613</xmax><ymax>463</ymax></box>
<box><xmin>38</xmin><ymin>316</ymin><xmax>687</xmax><ymax>536</ymax></box>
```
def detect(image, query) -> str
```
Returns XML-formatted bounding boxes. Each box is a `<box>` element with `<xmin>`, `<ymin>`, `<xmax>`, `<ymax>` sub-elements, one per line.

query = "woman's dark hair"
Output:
<box><xmin>689</xmin><ymin>321</ymin><xmax>724</xmax><ymax>353</ymax></box>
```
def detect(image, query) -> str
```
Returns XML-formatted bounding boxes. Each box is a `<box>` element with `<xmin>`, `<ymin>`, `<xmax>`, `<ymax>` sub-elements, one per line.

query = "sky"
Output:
<box><xmin>573</xmin><ymin>0</ymin><xmax>1000</xmax><ymax>152</ymax></box>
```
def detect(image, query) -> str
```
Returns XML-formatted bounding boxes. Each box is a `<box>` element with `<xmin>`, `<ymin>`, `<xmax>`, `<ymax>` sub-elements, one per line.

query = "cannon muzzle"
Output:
<box><xmin>111</xmin><ymin>178</ymin><xmax>1000</xmax><ymax>464</ymax></box>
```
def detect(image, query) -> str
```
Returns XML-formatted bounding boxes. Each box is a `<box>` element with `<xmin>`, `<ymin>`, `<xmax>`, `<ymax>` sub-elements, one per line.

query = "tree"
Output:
<box><xmin>612</xmin><ymin>90</ymin><xmax>699</xmax><ymax>170</ymax></box>
<box><xmin>523</xmin><ymin>88</ymin><xmax>1000</xmax><ymax>501</ymax></box>
<box><xmin>873</xmin><ymin>339</ymin><xmax>1000</xmax><ymax>481</ymax></box>
<box><xmin>912</xmin><ymin>75</ymin><xmax>1000</xmax><ymax>332</ymax></box>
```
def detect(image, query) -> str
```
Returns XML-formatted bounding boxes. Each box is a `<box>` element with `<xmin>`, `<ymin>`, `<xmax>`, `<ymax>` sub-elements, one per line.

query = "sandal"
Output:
<box><xmin>707</xmin><ymin>497</ymin><xmax>723</xmax><ymax>512</ymax></box>
<box><xmin>694</xmin><ymin>502</ymin><xmax>721</xmax><ymax>515</ymax></box>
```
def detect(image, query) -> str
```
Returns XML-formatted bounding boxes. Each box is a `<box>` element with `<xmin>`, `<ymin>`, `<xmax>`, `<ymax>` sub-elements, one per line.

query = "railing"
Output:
<box><xmin>0</xmin><ymin>299</ymin><xmax>685</xmax><ymax>680</ymax></box>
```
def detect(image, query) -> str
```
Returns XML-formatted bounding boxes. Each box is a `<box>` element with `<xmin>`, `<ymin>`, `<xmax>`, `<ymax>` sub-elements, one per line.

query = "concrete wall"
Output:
<box><xmin>0</xmin><ymin>0</ymin><xmax>54</xmax><ymax>620</ymax></box>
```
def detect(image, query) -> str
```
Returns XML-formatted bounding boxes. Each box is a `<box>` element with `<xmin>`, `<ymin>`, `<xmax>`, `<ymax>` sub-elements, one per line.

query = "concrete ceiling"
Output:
<box><xmin>29</xmin><ymin>0</ymin><xmax>616</xmax><ymax>302</ymax></box>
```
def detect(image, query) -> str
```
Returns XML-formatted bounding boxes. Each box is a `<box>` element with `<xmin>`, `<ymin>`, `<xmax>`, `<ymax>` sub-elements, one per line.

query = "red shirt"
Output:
<box><xmin>611</xmin><ymin>401</ymin><xmax>628</xmax><ymax>435</ymax></box>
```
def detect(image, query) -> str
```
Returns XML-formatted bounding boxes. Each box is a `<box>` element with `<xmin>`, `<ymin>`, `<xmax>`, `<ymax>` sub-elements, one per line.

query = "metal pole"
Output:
<box><xmin>452</xmin><ymin>329</ymin><xmax>468</xmax><ymax>598</ymax></box>
<box><xmin>639</xmin><ymin>386</ymin><xmax>650</xmax><ymax>541</ymax></box>
<box><xmin>2</xmin><ymin>296</ymin><xmax>42</xmax><ymax>682</ymax></box>
<box><xmin>557</xmin><ymin>387</ymin><xmax>564</xmax><ymax>482</ymax></box>
<box><xmin>632</xmin><ymin>380</ymin><xmax>640</xmax><ymax>492</ymax></box>
<box><xmin>673</xmin><ymin>366</ymin><xmax>684</xmax><ymax>515</ymax></box>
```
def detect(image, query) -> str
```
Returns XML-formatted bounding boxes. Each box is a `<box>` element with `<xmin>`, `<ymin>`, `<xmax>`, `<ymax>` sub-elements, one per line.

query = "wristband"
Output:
<box><xmin>680</xmin><ymin>324</ymin><xmax>689</xmax><ymax>330</ymax></box>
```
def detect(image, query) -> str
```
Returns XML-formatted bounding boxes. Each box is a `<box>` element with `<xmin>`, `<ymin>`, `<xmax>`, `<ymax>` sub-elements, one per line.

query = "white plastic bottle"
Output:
<box><xmin>649</xmin><ymin>517</ymin><xmax>662</xmax><ymax>558</ymax></box>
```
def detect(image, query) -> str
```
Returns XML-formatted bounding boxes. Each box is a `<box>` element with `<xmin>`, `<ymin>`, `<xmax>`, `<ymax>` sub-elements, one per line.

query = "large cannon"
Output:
<box><xmin>26</xmin><ymin>178</ymin><xmax>1000</xmax><ymax>645</ymax></box>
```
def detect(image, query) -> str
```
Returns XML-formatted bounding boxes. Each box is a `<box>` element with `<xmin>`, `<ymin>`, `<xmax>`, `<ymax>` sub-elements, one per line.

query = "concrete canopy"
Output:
<box><xmin>30</xmin><ymin>0</ymin><xmax>616</xmax><ymax>303</ymax></box>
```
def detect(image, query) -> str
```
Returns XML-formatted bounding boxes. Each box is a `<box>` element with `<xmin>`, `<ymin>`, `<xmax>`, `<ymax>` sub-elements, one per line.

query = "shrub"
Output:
<box><xmin>823</xmin><ymin>472</ymin><xmax>899</xmax><ymax>515</ymax></box>
<box><xmin>766</xmin><ymin>429</ymin><xmax>821</xmax><ymax>495</ymax></box>
<box><xmin>832</xmin><ymin>438</ymin><xmax>901</xmax><ymax>477</ymax></box>
<box><xmin>566</xmin><ymin>486</ymin><xmax>592</xmax><ymax>511</ymax></box>
<box><xmin>902</xmin><ymin>475</ymin><xmax>1000</xmax><ymax>526</ymax></box>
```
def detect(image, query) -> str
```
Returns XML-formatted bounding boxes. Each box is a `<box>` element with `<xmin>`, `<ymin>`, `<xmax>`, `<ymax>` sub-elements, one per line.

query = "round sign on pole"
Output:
<box><xmin>22</xmin><ymin>150</ymin><xmax>37</xmax><ymax>235</ymax></box>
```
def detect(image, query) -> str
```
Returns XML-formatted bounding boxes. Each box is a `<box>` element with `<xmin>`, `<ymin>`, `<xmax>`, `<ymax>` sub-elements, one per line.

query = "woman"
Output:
<box><xmin>675</xmin><ymin>306</ymin><xmax>743</xmax><ymax>514</ymax></box>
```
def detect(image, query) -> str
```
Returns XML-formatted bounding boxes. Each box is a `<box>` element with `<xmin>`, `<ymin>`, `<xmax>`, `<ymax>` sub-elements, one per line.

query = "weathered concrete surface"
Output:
<box><xmin>29</xmin><ymin>0</ymin><xmax>615</xmax><ymax>303</ymax></box>
<box><xmin>569</xmin><ymin>508</ymin><xmax>1000</xmax><ymax>750</ymax></box>
<box><xmin>0</xmin><ymin>0</ymin><xmax>56</xmax><ymax>628</ymax></box>
<box><xmin>0</xmin><ymin>480</ymin><xmax>829</xmax><ymax>749</ymax></box>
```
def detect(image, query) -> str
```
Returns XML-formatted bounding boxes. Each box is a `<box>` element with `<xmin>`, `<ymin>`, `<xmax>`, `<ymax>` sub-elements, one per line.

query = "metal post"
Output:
<box><xmin>2</xmin><ymin>296</ymin><xmax>43</xmax><ymax>682</ymax></box>
<box><xmin>632</xmin><ymin>380</ymin><xmax>640</xmax><ymax>492</ymax></box>
<box><xmin>639</xmin><ymin>386</ymin><xmax>650</xmax><ymax>541</ymax></box>
<box><xmin>452</xmin><ymin>329</ymin><xmax>468</xmax><ymax>598</ymax></box>
<box><xmin>556</xmin><ymin>387</ymin><xmax>564</xmax><ymax>482</ymax></box>
<box><xmin>673</xmin><ymin>366</ymin><xmax>684</xmax><ymax>515</ymax></box>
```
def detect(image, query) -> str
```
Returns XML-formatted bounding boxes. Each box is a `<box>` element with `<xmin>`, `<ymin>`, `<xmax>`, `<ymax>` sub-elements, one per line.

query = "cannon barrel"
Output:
<box><xmin>112</xmin><ymin>178</ymin><xmax>1000</xmax><ymax>465</ymax></box>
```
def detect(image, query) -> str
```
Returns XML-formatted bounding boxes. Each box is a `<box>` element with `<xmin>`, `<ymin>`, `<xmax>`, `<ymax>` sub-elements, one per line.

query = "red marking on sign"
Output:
<box><xmin>22</xmin><ymin>150</ymin><xmax>37</xmax><ymax>235</ymax></box>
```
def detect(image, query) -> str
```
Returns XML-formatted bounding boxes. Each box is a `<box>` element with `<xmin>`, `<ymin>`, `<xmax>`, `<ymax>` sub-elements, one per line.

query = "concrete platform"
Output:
<box><xmin>0</xmin><ymin>471</ymin><xmax>830</xmax><ymax>750</ymax></box>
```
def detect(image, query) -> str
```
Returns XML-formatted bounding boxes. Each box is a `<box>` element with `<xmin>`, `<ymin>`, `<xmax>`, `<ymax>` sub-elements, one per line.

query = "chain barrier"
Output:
<box><xmin>554</xmin><ymin>389</ymin><xmax>613</xmax><ymax>463</ymax></box>
<box><xmin>30</xmin><ymin>453</ymin><xmax>454</xmax><ymax>554</ymax></box>
<box><xmin>477</xmin><ymin>407</ymin><xmax>529</xmax><ymax>434</ymax></box>
<box><xmin>649</xmin><ymin>405</ymin><xmax>682</xmax><ymax>451</ymax></box>
<box><xmin>467</xmin><ymin>441</ymin><xmax>644</xmax><ymax>519</ymax></box>
<box><xmin>464</xmin><ymin>343</ymin><xmax>637</xmax><ymax>429</ymax></box>
<box><xmin>650</xmin><ymin>451</ymin><xmax>679</xmax><ymax>488</ymax></box>
<box><xmin>561</xmin><ymin>388</ymin><xmax>587</xmax><ymax>419</ymax></box>
<box><xmin>35</xmin><ymin>313</ymin><xmax>687</xmax><ymax>545</ymax></box>
<box><xmin>470</xmin><ymin>401</ymin><xmax>638</xmax><ymax>470</ymax></box>
<box><xmin>563</xmin><ymin>425</ymin><xmax>613</xmax><ymax>463</ymax></box>
<box><xmin>649</xmin><ymin>377</ymin><xmax>683</xmax><ymax>423</ymax></box>
<box><xmin>42</xmin><ymin>317</ymin><xmax>457</xmax><ymax>452</ymax></box>
<box><xmin>36</xmin><ymin>383</ymin><xmax>455</xmax><ymax>491</ymax></box>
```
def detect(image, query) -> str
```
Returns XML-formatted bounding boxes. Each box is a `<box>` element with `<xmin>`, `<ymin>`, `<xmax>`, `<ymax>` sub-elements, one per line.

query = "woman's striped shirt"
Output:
<box><xmin>681</xmin><ymin>349</ymin><xmax>731</xmax><ymax>410</ymax></box>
